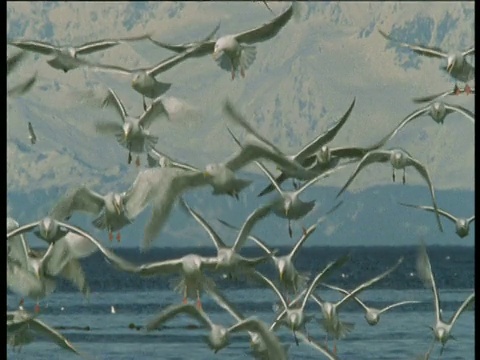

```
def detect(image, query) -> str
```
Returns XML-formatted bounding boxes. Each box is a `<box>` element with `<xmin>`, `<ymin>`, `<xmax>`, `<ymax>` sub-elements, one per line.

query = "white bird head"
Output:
<box><xmin>39</xmin><ymin>217</ymin><xmax>56</xmax><ymax>239</ymax></box>
<box><xmin>158</xmin><ymin>156</ymin><xmax>171</xmax><ymax>168</ymax></box>
<box><xmin>317</xmin><ymin>145</ymin><xmax>331</xmax><ymax>164</ymax></box>
<box><xmin>112</xmin><ymin>194</ymin><xmax>124</xmax><ymax>215</ymax></box>
<box><xmin>123</xmin><ymin>122</ymin><xmax>133</xmax><ymax>139</ymax></box>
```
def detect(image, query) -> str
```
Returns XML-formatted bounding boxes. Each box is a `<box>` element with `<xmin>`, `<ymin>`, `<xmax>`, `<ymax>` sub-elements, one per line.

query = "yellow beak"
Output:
<box><xmin>204</xmin><ymin>171</ymin><xmax>212</xmax><ymax>178</ymax></box>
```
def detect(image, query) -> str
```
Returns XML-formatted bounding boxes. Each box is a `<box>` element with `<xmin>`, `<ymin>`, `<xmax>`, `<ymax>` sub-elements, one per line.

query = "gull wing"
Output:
<box><xmin>447</xmin><ymin>292</ymin><xmax>475</xmax><ymax>327</ymax></box>
<box><xmin>336</xmin><ymin>257</ymin><xmax>404</xmax><ymax>311</ymax></box>
<box><xmin>148</xmin><ymin>22</ymin><xmax>219</xmax><ymax>57</ymax></box>
<box><xmin>232</xmin><ymin>204</ymin><xmax>272</xmax><ymax>253</ymax></box>
<box><xmin>207</xmin><ymin>286</ymin><xmax>245</xmax><ymax>323</ymax></box>
<box><xmin>301</xmin><ymin>253</ymin><xmax>351</xmax><ymax>310</ymax></box>
<box><xmin>49</xmin><ymin>185</ymin><xmax>106</xmax><ymax>221</ymax></box>
<box><xmin>95</xmin><ymin>120</ymin><xmax>123</xmax><ymax>135</ymax></box>
<box><xmin>416</xmin><ymin>241</ymin><xmax>441</xmax><ymax>324</ymax></box>
<box><xmin>296</xmin><ymin>331</ymin><xmax>338</xmax><ymax>360</ymax></box>
<box><xmin>336</xmin><ymin>150</ymin><xmax>392</xmax><ymax>198</ymax></box>
<box><xmin>8</xmin><ymin>74</ymin><xmax>37</xmax><ymax>97</ymax></box>
<box><xmin>228</xmin><ymin>317</ymin><xmax>288</xmax><ymax>360</ymax></box>
<box><xmin>405</xmin><ymin>156</ymin><xmax>443</xmax><ymax>232</ymax></box>
<box><xmin>443</xmin><ymin>103</ymin><xmax>475</xmax><ymax>123</ymax></box>
<box><xmin>234</xmin><ymin>2</ymin><xmax>296</xmax><ymax>44</ymax></box>
<box><xmin>254</xmin><ymin>270</ymin><xmax>290</xmax><ymax>312</ymax></box>
<box><xmin>148</xmin><ymin>147</ymin><xmax>200</xmax><ymax>172</ymax></box>
<box><xmin>378</xmin><ymin>29</ymin><xmax>447</xmax><ymax>58</ymax></box>
<box><xmin>101</xmin><ymin>88</ymin><xmax>129</xmax><ymax>121</ymax></box>
<box><xmin>378</xmin><ymin>105</ymin><xmax>431</xmax><ymax>145</ymax></box>
<box><xmin>75</xmin><ymin>33</ymin><xmax>151</xmax><ymax>55</ymax></box>
<box><xmin>462</xmin><ymin>46</ymin><xmax>475</xmax><ymax>57</ymax></box>
<box><xmin>139</xmin><ymin>97</ymin><xmax>169</xmax><ymax>129</ymax></box>
<box><xmin>7</xmin><ymin>51</ymin><xmax>28</xmax><ymax>75</ymax></box>
<box><xmin>131</xmin><ymin>258</ymin><xmax>183</xmax><ymax>277</ymax></box>
<box><xmin>57</xmin><ymin>258</ymin><xmax>90</xmax><ymax>297</ymax></box>
<box><xmin>294</xmin><ymin>97</ymin><xmax>356</xmax><ymax>161</ymax></box>
<box><xmin>322</xmin><ymin>283</ymin><xmax>370</xmax><ymax>312</ymax></box>
<box><xmin>146</xmin><ymin>304</ymin><xmax>214</xmax><ymax>331</ymax></box>
<box><xmin>8</xmin><ymin>39</ymin><xmax>59</xmax><ymax>55</ymax></box>
<box><xmin>379</xmin><ymin>300</ymin><xmax>422</xmax><ymax>315</ymax></box>
<box><xmin>29</xmin><ymin>318</ymin><xmax>80</xmax><ymax>354</ymax></box>
<box><xmin>7</xmin><ymin>221</ymin><xmax>41</xmax><ymax>241</ymax></box>
<box><xmin>179</xmin><ymin>198</ymin><xmax>227</xmax><ymax>250</ymax></box>
<box><xmin>412</xmin><ymin>89</ymin><xmax>456</xmax><ymax>104</ymax></box>
<box><xmin>398</xmin><ymin>202</ymin><xmax>457</xmax><ymax>224</ymax></box>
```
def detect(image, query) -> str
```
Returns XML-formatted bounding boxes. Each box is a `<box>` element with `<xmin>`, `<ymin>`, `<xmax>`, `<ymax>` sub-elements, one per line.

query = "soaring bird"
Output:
<box><xmin>336</xmin><ymin>148</ymin><xmax>444</xmax><ymax>232</ymax></box>
<box><xmin>378</xmin><ymin>29</ymin><xmax>475</xmax><ymax>94</ymax></box>
<box><xmin>95</xmin><ymin>88</ymin><xmax>169</xmax><ymax>166</ymax></box>
<box><xmin>149</xmin><ymin>2</ymin><xmax>298</xmax><ymax>80</ymax></box>
<box><xmin>8</xmin><ymin>33</ymin><xmax>150</xmax><ymax>73</ymax></box>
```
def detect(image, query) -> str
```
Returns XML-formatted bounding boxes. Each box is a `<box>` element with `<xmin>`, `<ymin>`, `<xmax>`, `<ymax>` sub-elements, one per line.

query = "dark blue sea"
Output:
<box><xmin>7</xmin><ymin>245</ymin><xmax>475</xmax><ymax>360</ymax></box>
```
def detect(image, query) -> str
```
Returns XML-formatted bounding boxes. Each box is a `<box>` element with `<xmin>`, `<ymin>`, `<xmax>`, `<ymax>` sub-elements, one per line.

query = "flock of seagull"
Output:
<box><xmin>6</xmin><ymin>3</ymin><xmax>475</xmax><ymax>360</ymax></box>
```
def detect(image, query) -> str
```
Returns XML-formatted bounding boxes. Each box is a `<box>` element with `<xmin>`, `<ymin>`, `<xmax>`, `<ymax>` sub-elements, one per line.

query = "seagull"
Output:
<box><xmin>336</xmin><ymin>148</ymin><xmax>444</xmax><ymax>232</ymax></box>
<box><xmin>119</xmin><ymin>167</ymin><xmax>212</xmax><ymax>249</ymax></box>
<box><xmin>223</xmin><ymin>99</ymin><xmax>323</xmax><ymax>181</ymax></box>
<box><xmin>378</xmin><ymin>101</ymin><xmax>475</xmax><ymax>145</ymax></box>
<box><xmin>256</xmin><ymin>98</ymin><xmax>357</xmax><ymax>196</ymax></box>
<box><xmin>378</xmin><ymin>28</ymin><xmax>475</xmax><ymax>93</ymax></box>
<box><xmin>95</xmin><ymin>88</ymin><xmax>169</xmax><ymax>166</ymax></box>
<box><xmin>206</xmin><ymin>286</ymin><xmax>288</xmax><ymax>360</ymax></box>
<box><xmin>312</xmin><ymin>257</ymin><xmax>405</xmax><ymax>354</ymax></box>
<box><xmin>109</xmin><ymin>252</ymin><xmax>219</xmax><ymax>308</ymax></box>
<box><xmin>48</xmin><ymin>185</ymin><xmax>133</xmax><ymax>242</ymax></box>
<box><xmin>149</xmin><ymin>2</ymin><xmax>298</xmax><ymax>80</ymax></box>
<box><xmin>180</xmin><ymin>198</ymin><xmax>274</xmax><ymax>278</ymax></box>
<box><xmin>7</xmin><ymin>216</ymin><xmax>70</xmax><ymax>244</ymax></box>
<box><xmin>91</xmin><ymin>33</ymin><xmax>216</xmax><ymax>110</ymax></box>
<box><xmin>7</xmin><ymin>309</ymin><xmax>81</xmax><ymax>355</ymax></box>
<box><xmin>256</xmin><ymin>158</ymin><xmax>349</xmax><ymax>238</ymax></box>
<box><xmin>321</xmin><ymin>283</ymin><xmax>421</xmax><ymax>326</ymax></box>
<box><xmin>257</xmin><ymin>253</ymin><xmax>350</xmax><ymax>346</ymax></box>
<box><xmin>25</xmin><ymin>121</ymin><xmax>37</xmax><ymax>145</ymax></box>
<box><xmin>145</xmin><ymin>303</ymin><xmax>237</xmax><ymax>354</ymax></box>
<box><xmin>8</xmin><ymin>33</ymin><xmax>151</xmax><ymax>73</ymax></box>
<box><xmin>416</xmin><ymin>241</ymin><xmax>475</xmax><ymax>357</ymax></box>
<box><xmin>218</xmin><ymin>203</ymin><xmax>342</xmax><ymax>298</ymax></box>
<box><xmin>412</xmin><ymin>86</ymin><xmax>475</xmax><ymax>103</ymax></box>
<box><xmin>400</xmin><ymin>202</ymin><xmax>475</xmax><ymax>239</ymax></box>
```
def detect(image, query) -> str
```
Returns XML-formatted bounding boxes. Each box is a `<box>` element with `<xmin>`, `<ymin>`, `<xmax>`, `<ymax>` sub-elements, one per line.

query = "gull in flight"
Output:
<box><xmin>218</xmin><ymin>203</ymin><xmax>342</xmax><ymax>298</ymax></box>
<box><xmin>257</xmin><ymin>98</ymin><xmax>357</xmax><ymax>196</ymax></box>
<box><xmin>95</xmin><ymin>88</ymin><xmax>169</xmax><ymax>166</ymax></box>
<box><xmin>147</xmin><ymin>147</ymin><xmax>201</xmax><ymax>172</ymax></box>
<box><xmin>48</xmin><ymin>185</ymin><xmax>133</xmax><ymax>242</ymax></box>
<box><xmin>27</xmin><ymin>122</ymin><xmax>37</xmax><ymax>144</ymax></box>
<box><xmin>109</xmin><ymin>252</ymin><xmax>219</xmax><ymax>309</ymax></box>
<box><xmin>378</xmin><ymin>101</ymin><xmax>475</xmax><ymax>145</ymax></box>
<box><xmin>416</xmin><ymin>241</ymin><xmax>475</xmax><ymax>358</ymax></box>
<box><xmin>180</xmin><ymin>199</ymin><xmax>274</xmax><ymax>278</ymax></box>
<box><xmin>7</xmin><ymin>309</ymin><xmax>81</xmax><ymax>355</ymax></box>
<box><xmin>312</xmin><ymin>257</ymin><xmax>405</xmax><ymax>354</ymax></box>
<box><xmin>378</xmin><ymin>29</ymin><xmax>475</xmax><ymax>94</ymax></box>
<box><xmin>400</xmin><ymin>202</ymin><xmax>475</xmax><ymax>239</ymax></box>
<box><xmin>322</xmin><ymin>283</ymin><xmax>421</xmax><ymax>326</ymax></box>
<box><xmin>149</xmin><ymin>2</ymin><xmax>298</xmax><ymax>80</ymax></box>
<box><xmin>336</xmin><ymin>148</ymin><xmax>444</xmax><ymax>232</ymax></box>
<box><xmin>93</xmin><ymin>32</ymin><xmax>216</xmax><ymax>110</ymax></box>
<box><xmin>412</xmin><ymin>86</ymin><xmax>475</xmax><ymax>104</ymax></box>
<box><xmin>256</xmin><ymin>253</ymin><xmax>350</xmax><ymax>346</ymax></box>
<box><xmin>8</xmin><ymin>33</ymin><xmax>150</xmax><ymax>73</ymax></box>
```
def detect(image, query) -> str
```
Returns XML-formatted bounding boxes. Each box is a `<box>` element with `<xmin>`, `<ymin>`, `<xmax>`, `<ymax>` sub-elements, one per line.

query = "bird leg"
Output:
<box><xmin>292</xmin><ymin>179</ymin><xmax>299</xmax><ymax>189</ymax></box>
<box><xmin>135</xmin><ymin>156</ymin><xmax>141</xmax><ymax>167</ymax></box>
<box><xmin>453</xmin><ymin>83</ymin><xmax>461</xmax><ymax>95</ymax></box>
<box><xmin>465</xmin><ymin>83</ymin><xmax>472</xmax><ymax>94</ymax></box>
<box><xmin>333</xmin><ymin>339</ymin><xmax>337</xmax><ymax>355</ymax></box>
<box><xmin>196</xmin><ymin>290</ymin><xmax>202</xmax><ymax>310</ymax></box>
<box><xmin>183</xmin><ymin>287</ymin><xmax>188</xmax><ymax>304</ymax></box>
<box><xmin>142</xmin><ymin>95</ymin><xmax>147</xmax><ymax>111</ymax></box>
<box><xmin>116</xmin><ymin>232</ymin><xmax>121</xmax><ymax>242</ymax></box>
<box><xmin>240</xmin><ymin>67</ymin><xmax>245</xmax><ymax>78</ymax></box>
<box><xmin>402</xmin><ymin>168</ymin><xmax>406</xmax><ymax>184</ymax></box>
<box><xmin>231</xmin><ymin>68</ymin><xmax>235</xmax><ymax>80</ymax></box>
<box><xmin>34</xmin><ymin>303</ymin><xmax>40</xmax><ymax>313</ymax></box>
<box><xmin>293</xmin><ymin>330</ymin><xmax>299</xmax><ymax>346</ymax></box>
<box><xmin>108</xmin><ymin>231</ymin><xmax>114</xmax><ymax>241</ymax></box>
<box><xmin>392</xmin><ymin>169</ymin><xmax>396</xmax><ymax>183</ymax></box>
<box><xmin>288</xmin><ymin>219</ymin><xmax>293</xmax><ymax>238</ymax></box>
<box><xmin>127</xmin><ymin>151</ymin><xmax>132</xmax><ymax>165</ymax></box>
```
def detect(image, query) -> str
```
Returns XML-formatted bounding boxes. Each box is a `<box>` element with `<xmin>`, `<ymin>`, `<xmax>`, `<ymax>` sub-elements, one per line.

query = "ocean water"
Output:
<box><xmin>7</xmin><ymin>246</ymin><xmax>475</xmax><ymax>360</ymax></box>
